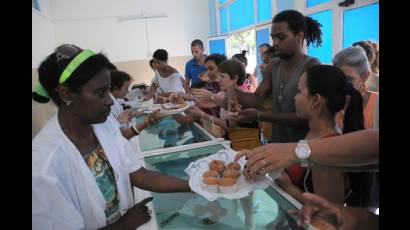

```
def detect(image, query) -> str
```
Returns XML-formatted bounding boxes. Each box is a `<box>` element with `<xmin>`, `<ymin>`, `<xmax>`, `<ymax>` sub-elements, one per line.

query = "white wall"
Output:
<box><xmin>50</xmin><ymin>0</ymin><xmax>210</xmax><ymax>62</ymax></box>
<box><xmin>32</xmin><ymin>0</ymin><xmax>56</xmax><ymax>67</ymax></box>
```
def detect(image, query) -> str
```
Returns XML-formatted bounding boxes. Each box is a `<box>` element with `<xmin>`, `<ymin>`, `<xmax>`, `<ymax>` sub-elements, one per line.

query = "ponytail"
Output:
<box><xmin>343</xmin><ymin>83</ymin><xmax>364</xmax><ymax>134</ymax></box>
<box><xmin>232</xmin><ymin>51</ymin><xmax>248</xmax><ymax>67</ymax></box>
<box><xmin>304</xmin><ymin>16</ymin><xmax>322</xmax><ymax>48</ymax></box>
<box><xmin>273</xmin><ymin>10</ymin><xmax>323</xmax><ymax>48</ymax></box>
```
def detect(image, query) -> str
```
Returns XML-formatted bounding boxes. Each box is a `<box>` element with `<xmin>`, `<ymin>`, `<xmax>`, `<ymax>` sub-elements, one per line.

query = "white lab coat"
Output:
<box><xmin>110</xmin><ymin>93</ymin><xmax>124</xmax><ymax>120</ymax></box>
<box><xmin>32</xmin><ymin>114</ymin><xmax>142</xmax><ymax>230</ymax></box>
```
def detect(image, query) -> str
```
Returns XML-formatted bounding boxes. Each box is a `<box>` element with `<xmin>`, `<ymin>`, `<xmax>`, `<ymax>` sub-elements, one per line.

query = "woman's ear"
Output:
<box><xmin>311</xmin><ymin>93</ymin><xmax>322</xmax><ymax>108</ymax></box>
<box><xmin>57</xmin><ymin>85</ymin><xmax>74</xmax><ymax>104</ymax></box>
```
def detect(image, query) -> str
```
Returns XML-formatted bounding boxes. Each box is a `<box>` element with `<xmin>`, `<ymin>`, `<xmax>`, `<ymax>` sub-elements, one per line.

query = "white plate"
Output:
<box><xmin>185</xmin><ymin>149</ymin><xmax>279</xmax><ymax>201</ymax></box>
<box><xmin>144</xmin><ymin>101</ymin><xmax>195</xmax><ymax>116</ymax></box>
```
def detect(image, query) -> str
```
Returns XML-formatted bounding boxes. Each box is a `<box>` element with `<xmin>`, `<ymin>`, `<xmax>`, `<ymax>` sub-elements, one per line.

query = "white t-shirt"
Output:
<box><xmin>32</xmin><ymin>114</ymin><xmax>142</xmax><ymax>230</ymax></box>
<box><xmin>153</xmin><ymin>70</ymin><xmax>185</xmax><ymax>93</ymax></box>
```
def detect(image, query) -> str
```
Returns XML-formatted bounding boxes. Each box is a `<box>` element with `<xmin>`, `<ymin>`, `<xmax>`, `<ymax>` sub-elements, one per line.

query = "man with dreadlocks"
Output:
<box><xmin>230</xmin><ymin>9</ymin><xmax>323</xmax><ymax>144</ymax></box>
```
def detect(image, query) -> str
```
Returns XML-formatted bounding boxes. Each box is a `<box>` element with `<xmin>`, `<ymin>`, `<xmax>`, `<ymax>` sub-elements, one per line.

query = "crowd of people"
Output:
<box><xmin>33</xmin><ymin>9</ymin><xmax>379</xmax><ymax>230</ymax></box>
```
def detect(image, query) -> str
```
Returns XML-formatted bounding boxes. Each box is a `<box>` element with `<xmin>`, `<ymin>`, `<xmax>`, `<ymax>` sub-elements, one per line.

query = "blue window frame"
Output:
<box><xmin>229</xmin><ymin>0</ymin><xmax>255</xmax><ymax>31</ymax></box>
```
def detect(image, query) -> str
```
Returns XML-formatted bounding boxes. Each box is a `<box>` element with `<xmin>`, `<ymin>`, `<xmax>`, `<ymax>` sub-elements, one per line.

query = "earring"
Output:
<box><xmin>65</xmin><ymin>100</ymin><xmax>72</xmax><ymax>106</ymax></box>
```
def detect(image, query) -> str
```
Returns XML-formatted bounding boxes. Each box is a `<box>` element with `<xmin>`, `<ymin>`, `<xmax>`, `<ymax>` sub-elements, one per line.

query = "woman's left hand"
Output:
<box><xmin>234</xmin><ymin>143</ymin><xmax>298</xmax><ymax>181</ymax></box>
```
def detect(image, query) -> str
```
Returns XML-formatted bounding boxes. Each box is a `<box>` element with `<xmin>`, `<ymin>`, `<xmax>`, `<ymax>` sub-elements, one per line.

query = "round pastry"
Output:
<box><xmin>222</xmin><ymin>169</ymin><xmax>240</xmax><ymax>179</ymax></box>
<box><xmin>203</xmin><ymin>170</ymin><xmax>219</xmax><ymax>178</ymax></box>
<box><xmin>209</xmin><ymin>160</ymin><xmax>225</xmax><ymax>174</ymax></box>
<box><xmin>226</xmin><ymin>162</ymin><xmax>241</xmax><ymax>171</ymax></box>
<box><xmin>218</xmin><ymin>178</ymin><xmax>238</xmax><ymax>193</ymax></box>
<box><xmin>202</xmin><ymin>177</ymin><xmax>219</xmax><ymax>192</ymax></box>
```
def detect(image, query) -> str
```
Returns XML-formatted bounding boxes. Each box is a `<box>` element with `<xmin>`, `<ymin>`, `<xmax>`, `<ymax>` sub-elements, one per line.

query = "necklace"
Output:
<box><xmin>278</xmin><ymin>55</ymin><xmax>306</xmax><ymax>103</ymax></box>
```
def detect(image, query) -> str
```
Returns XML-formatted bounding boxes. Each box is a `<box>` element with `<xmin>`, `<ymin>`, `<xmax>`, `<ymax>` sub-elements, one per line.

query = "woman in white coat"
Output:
<box><xmin>32</xmin><ymin>44</ymin><xmax>191</xmax><ymax>230</ymax></box>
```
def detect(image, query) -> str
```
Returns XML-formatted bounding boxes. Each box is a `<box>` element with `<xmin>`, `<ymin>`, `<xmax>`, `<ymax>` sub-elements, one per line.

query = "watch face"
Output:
<box><xmin>297</xmin><ymin>145</ymin><xmax>309</xmax><ymax>159</ymax></box>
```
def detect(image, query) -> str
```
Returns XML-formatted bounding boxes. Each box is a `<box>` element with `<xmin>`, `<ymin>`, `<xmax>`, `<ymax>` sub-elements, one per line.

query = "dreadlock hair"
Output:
<box><xmin>273</xmin><ymin>10</ymin><xmax>323</xmax><ymax>48</ymax></box>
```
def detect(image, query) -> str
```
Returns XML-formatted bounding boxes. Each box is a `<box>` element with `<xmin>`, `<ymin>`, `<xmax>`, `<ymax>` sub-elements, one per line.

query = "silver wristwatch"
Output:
<box><xmin>295</xmin><ymin>140</ymin><xmax>312</xmax><ymax>167</ymax></box>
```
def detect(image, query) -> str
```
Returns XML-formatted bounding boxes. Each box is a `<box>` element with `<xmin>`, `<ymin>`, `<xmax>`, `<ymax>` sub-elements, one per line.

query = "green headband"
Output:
<box><xmin>59</xmin><ymin>49</ymin><xmax>94</xmax><ymax>84</ymax></box>
<box><xmin>34</xmin><ymin>81</ymin><xmax>49</xmax><ymax>98</ymax></box>
<box><xmin>34</xmin><ymin>49</ymin><xmax>95</xmax><ymax>98</ymax></box>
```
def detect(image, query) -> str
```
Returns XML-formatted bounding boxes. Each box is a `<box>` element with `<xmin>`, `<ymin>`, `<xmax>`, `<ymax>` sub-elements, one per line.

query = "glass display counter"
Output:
<box><xmin>130</xmin><ymin>115</ymin><xmax>311</xmax><ymax>230</ymax></box>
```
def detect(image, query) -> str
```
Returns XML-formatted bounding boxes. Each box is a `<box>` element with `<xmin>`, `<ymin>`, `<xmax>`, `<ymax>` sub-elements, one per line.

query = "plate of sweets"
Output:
<box><xmin>185</xmin><ymin>149</ymin><xmax>278</xmax><ymax>201</ymax></box>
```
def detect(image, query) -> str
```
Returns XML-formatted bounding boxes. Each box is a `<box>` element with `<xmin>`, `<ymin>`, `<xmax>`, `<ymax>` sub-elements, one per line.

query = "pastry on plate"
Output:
<box><xmin>226</xmin><ymin>162</ymin><xmax>241</xmax><ymax>171</ymax></box>
<box><xmin>222</xmin><ymin>169</ymin><xmax>240</xmax><ymax>179</ymax></box>
<box><xmin>218</xmin><ymin>178</ymin><xmax>237</xmax><ymax>193</ymax></box>
<box><xmin>209</xmin><ymin>160</ymin><xmax>225</xmax><ymax>174</ymax></box>
<box><xmin>203</xmin><ymin>170</ymin><xmax>220</xmax><ymax>178</ymax></box>
<box><xmin>202</xmin><ymin>177</ymin><xmax>219</xmax><ymax>192</ymax></box>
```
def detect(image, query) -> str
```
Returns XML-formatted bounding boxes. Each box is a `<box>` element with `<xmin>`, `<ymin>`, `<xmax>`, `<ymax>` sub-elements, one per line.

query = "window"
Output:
<box><xmin>212</xmin><ymin>0</ymin><xmax>274</xmax><ymax>73</ymax></box>
<box><xmin>220</xmin><ymin>7</ymin><xmax>228</xmax><ymax>34</ymax></box>
<box><xmin>307</xmin><ymin>10</ymin><xmax>333</xmax><ymax>64</ymax></box>
<box><xmin>257</xmin><ymin>0</ymin><xmax>272</xmax><ymax>22</ymax></box>
<box><xmin>209</xmin><ymin>38</ymin><xmax>227</xmax><ymax>55</ymax></box>
<box><xmin>343</xmin><ymin>3</ymin><xmax>379</xmax><ymax>48</ymax></box>
<box><xmin>229</xmin><ymin>0</ymin><xmax>255</xmax><ymax>31</ymax></box>
<box><xmin>303</xmin><ymin>0</ymin><xmax>379</xmax><ymax>64</ymax></box>
<box><xmin>307</xmin><ymin>0</ymin><xmax>332</xmax><ymax>8</ymax></box>
<box><xmin>229</xmin><ymin>29</ymin><xmax>256</xmax><ymax>73</ymax></box>
<box><xmin>256</xmin><ymin>28</ymin><xmax>271</xmax><ymax>64</ymax></box>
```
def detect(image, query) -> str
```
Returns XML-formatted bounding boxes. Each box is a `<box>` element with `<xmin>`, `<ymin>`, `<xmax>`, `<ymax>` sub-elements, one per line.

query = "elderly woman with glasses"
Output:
<box><xmin>32</xmin><ymin>44</ymin><xmax>191</xmax><ymax>230</ymax></box>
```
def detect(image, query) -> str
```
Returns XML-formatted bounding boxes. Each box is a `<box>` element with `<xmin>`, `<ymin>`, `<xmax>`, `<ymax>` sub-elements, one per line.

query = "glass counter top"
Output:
<box><xmin>143</xmin><ymin>144</ymin><xmax>307</xmax><ymax>230</ymax></box>
<box><xmin>134</xmin><ymin>115</ymin><xmax>213</xmax><ymax>152</ymax></box>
